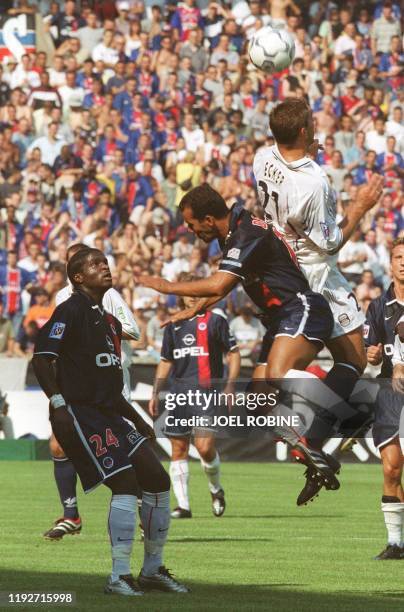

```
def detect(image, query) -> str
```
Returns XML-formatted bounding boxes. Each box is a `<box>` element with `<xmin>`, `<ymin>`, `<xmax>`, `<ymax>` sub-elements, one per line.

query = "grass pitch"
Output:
<box><xmin>2</xmin><ymin>460</ymin><xmax>404</xmax><ymax>612</ymax></box>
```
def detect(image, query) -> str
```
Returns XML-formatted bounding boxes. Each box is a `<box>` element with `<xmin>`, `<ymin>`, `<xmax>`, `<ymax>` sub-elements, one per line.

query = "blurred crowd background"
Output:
<box><xmin>0</xmin><ymin>0</ymin><xmax>402</xmax><ymax>364</ymax></box>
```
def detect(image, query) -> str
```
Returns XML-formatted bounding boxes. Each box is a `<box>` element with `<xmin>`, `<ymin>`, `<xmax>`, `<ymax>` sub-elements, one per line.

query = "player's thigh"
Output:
<box><xmin>380</xmin><ymin>438</ymin><xmax>404</xmax><ymax>481</ymax></box>
<box><xmin>252</xmin><ymin>364</ymin><xmax>267</xmax><ymax>380</ymax></box>
<box><xmin>266</xmin><ymin>335</ymin><xmax>320</xmax><ymax>379</ymax></box>
<box><xmin>171</xmin><ymin>436</ymin><xmax>190</xmax><ymax>460</ymax></box>
<box><xmin>49</xmin><ymin>432</ymin><xmax>66</xmax><ymax>459</ymax></box>
<box><xmin>132</xmin><ymin>441</ymin><xmax>171</xmax><ymax>492</ymax></box>
<box><xmin>326</xmin><ymin>326</ymin><xmax>367</xmax><ymax>373</ymax></box>
<box><xmin>104</xmin><ymin>466</ymin><xmax>140</xmax><ymax>496</ymax></box>
<box><xmin>194</xmin><ymin>433</ymin><xmax>216</xmax><ymax>461</ymax></box>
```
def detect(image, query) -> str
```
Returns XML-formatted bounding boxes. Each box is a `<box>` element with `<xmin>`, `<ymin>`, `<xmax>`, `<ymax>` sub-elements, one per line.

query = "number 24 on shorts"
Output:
<box><xmin>89</xmin><ymin>429</ymin><xmax>120</xmax><ymax>457</ymax></box>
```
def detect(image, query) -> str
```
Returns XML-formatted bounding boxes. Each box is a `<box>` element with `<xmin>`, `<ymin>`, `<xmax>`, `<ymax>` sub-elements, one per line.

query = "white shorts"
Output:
<box><xmin>301</xmin><ymin>264</ymin><xmax>365</xmax><ymax>340</ymax></box>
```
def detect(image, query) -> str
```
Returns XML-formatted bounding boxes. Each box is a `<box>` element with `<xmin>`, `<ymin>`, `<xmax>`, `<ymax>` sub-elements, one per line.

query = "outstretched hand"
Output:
<box><xmin>138</xmin><ymin>275</ymin><xmax>169</xmax><ymax>293</ymax></box>
<box><xmin>356</xmin><ymin>174</ymin><xmax>384</xmax><ymax>213</ymax></box>
<box><xmin>160</xmin><ymin>305</ymin><xmax>201</xmax><ymax>328</ymax></box>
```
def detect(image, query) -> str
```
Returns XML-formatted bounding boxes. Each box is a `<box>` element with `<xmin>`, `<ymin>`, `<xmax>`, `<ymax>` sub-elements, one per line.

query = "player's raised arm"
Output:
<box><xmin>139</xmin><ymin>270</ymin><xmax>239</xmax><ymax>299</ymax></box>
<box><xmin>338</xmin><ymin>174</ymin><xmax>385</xmax><ymax>249</ymax></box>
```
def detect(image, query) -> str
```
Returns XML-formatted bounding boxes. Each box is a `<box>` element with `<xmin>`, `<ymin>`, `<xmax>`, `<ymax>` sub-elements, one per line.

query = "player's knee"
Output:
<box><xmin>383</xmin><ymin>460</ymin><xmax>402</xmax><ymax>485</ymax></box>
<box><xmin>195</xmin><ymin>439</ymin><xmax>215</xmax><ymax>462</ymax></box>
<box><xmin>49</xmin><ymin>436</ymin><xmax>65</xmax><ymax>459</ymax></box>
<box><xmin>171</xmin><ymin>438</ymin><xmax>189</xmax><ymax>461</ymax></box>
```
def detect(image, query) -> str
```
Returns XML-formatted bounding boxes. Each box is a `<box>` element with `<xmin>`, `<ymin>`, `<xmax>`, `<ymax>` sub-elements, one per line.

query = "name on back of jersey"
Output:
<box><xmin>263</xmin><ymin>161</ymin><xmax>285</xmax><ymax>185</ymax></box>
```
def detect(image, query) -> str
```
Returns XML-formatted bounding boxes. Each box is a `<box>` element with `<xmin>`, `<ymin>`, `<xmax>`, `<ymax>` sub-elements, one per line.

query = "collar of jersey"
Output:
<box><xmin>75</xmin><ymin>288</ymin><xmax>105</xmax><ymax>314</ymax></box>
<box><xmin>273</xmin><ymin>145</ymin><xmax>312</xmax><ymax>170</ymax></box>
<box><xmin>223</xmin><ymin>203</ymin><xmax>244</xmax><ymax>246</ymax></box>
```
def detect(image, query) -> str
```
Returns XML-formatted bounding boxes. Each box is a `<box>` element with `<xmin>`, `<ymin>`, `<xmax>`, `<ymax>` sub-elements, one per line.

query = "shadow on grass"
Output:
<box><xmin>1</xmin><ymin>570</ymin><xmax>403</xmax><ymax>612</ymax></box>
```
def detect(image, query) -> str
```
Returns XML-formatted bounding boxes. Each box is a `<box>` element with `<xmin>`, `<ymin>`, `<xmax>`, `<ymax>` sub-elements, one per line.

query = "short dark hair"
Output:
<box><xmin>269</xmin><ymin>98</ymin><xmax>311</xmax><ymax>145</ymax></box>
<box><xmin>67</xmin><ymin>247</ymin><xmax>99</xmax><ymax>284</ymax></box>
<box><xmin>179</xmin><ymin>184</ymin><xmax>228</xmax><ymax>220</ymax></box>
<box><xmin>66</xmin><ymin>242</ymin><xmax>89</xmax><ymax>261</ymax></box>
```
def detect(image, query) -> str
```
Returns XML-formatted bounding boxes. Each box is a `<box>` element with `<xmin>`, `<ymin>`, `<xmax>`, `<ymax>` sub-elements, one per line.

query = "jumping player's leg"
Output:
<box><xmin>169</xmin><ymin>436</ymin><xmax>191</xmax><ymax>515</ymax></box>
<box><xmin>303</xmin><ymin>327</ymin><xmax>368</xmax><ymax>448</ymax></box>
<box><xmin>43</xmin><ymin>434</ymin><xmax>81</xmax><ymax>540</ymax></box>
<box><xmin>194</xmin><ymin>433</ymin><xmax>225</xmax><ymax>517</ymax></box>
<box><xmin>133</xmin><ymin>442</ymin><xmax>188</xmax><ymax>592</ymax></box>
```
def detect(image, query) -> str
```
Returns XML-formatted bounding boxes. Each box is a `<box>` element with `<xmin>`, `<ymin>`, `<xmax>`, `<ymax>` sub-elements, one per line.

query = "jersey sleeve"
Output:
<box><xmin>219</xmin><ymin>232</ymin><xmax>262</xmax><ymax>280</ymax></box>
<box><xmin>214</xmin><ymin>314</ymin><xmax>238</xmax><ymax>353</ymax></box>
<box><xmin>288</xmin><ymin>180</ymin><xmax>343</xmax><ymax>254</ymax></box>
<box><xmin>103</xmin><ymin>288</ymin><xmax>140</xmax><ymax>340</ymax></box>
<box><xmin>160</xmin><ymin>324</ymin><xmax>174</xmax><ymax>361</ymax></box>
<box><xmin>33</xmin><ymin>301</ymin><xmax>74</xmax><ymax>358</ymax></box>
<box><xmin>364</xmin><ymin>299</ymin><xmax>383</xmax><ymax>348</ymax></box>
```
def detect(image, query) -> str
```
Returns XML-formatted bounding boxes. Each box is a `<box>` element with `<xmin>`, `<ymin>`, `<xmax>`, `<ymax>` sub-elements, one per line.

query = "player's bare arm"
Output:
<box><xmin>114</xmin><ymin>395</ymin><xmax>156</xmax><ymax>440</ymax></box>
<box><xmin>32</xmin><ymin>354</ymin><xmax>73</xmax><ymax>429</ymax></box>
<box><xmin>149</xmin><ymin>359</ymin><xmax>173</xmax><ymax>417</ymax></box>
<box><xmin>139</xmin><ymin>271</ymin><xmax>239</xmax><ymax>299</ymax></box>
<box><xmin>161</xmin><ymin>297</ymin><xmax>220</xmax><ymax>328</ymax></box>
<box><xmin>337</xmin><ymin>174</ymin><xmax>384</xmax><ymax>250</ymax></box>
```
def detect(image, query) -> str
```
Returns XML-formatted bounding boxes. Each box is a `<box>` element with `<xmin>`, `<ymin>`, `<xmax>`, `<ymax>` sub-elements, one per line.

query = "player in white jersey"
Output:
<box><xmin>253</xmin><ymin>98</ymin><xmax>384</xmax><ymax>500</ymax></box>
<box><xmin>44</xmin><ymin>243</ymin><xmax>141</xmax><ymax>540</ymax></box>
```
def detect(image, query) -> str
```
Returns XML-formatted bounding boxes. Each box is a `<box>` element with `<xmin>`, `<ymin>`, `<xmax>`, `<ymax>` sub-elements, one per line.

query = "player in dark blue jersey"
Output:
<box><xmin>149</xmin><ymin>274</ymin><xmax>240</xmax><ymax>519</ymax></box>
<box><xmin>33</xmin><ymin>248</ymin><xmax>188</xmax><ymax>596</ymax></box>
<box><xmin>363</xmin><ymin>237</ymin><xmax>404</xmax><ymax>560</ymax></box>
<box><xmin>140</xmin><ymin>184</ymin><xmax>344</xmax><ymax>496</ymax></box>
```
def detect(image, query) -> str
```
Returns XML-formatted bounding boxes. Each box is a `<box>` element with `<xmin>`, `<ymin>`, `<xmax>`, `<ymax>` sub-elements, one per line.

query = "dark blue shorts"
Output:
<box><xmin>373</xmin><ymin>383</ymin><xmax>404</xmax><ymax>449</ymax></box>
<box><xmin>257</xmin><ymin>292</ymin><xmax>334</xmax><ymax>365</ymax></box>
<box><xmin>52</xmin><ymin>403</ymin><xmax>146</xmax><ymax>493</ymax></box>
<box><xmin>159</xmin><ymin>384</ymin><xmax>218</xmax><ymax>438</ymax></box>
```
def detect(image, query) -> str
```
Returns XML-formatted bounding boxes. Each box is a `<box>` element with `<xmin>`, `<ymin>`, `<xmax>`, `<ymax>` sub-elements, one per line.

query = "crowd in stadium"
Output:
<box><xmin>0</xmin><ymin>0</ymin><xmax>402</xmax><ymax>361</ymax></box>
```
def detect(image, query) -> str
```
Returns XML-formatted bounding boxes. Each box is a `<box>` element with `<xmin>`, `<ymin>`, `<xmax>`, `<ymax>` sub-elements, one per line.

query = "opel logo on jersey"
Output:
<box><xmin>106</xmin><ymin>335</ymin><xmax>114</xmax><ymax>351</ymax></box>
<box><xmin>173</xmin><ymin>346</ymin><xmax>209</xmax><ymax>359</ymax></box>
<box><xmin>182</xmin><ymin>333</ymin><xmax>195</xmax><ymax>346</ymax></box>
<box><xmin>198</xmin><ymin>322</ymin><xmax>207</xmax><ymax>331</ymax></box>
<box><xmin>96</xmin><ymin>353</ymin><xmax>122</xmax><ymax>367</ymax></box>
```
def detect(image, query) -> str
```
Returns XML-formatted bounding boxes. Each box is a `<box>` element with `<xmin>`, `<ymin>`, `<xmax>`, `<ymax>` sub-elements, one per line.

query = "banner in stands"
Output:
<box><xmin>0</xmin><ymin>14</ymin><xmax>36</xmax><ymax>61</ymax></box>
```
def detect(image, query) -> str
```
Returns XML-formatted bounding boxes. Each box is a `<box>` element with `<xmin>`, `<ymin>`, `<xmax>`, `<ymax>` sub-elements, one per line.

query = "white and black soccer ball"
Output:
<box><xmin>248</xmin><ymin>27</ymin><xmax>295</xmax><ymax>73</ymax></box>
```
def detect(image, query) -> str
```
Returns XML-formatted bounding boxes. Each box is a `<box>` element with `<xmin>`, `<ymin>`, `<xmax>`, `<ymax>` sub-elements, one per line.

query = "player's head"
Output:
<box><xmin>67</xmin><ymin>248</ymin><xmax>112</xmax><ymax>293</ymax></box>
<box><xmin>179</xmin><ymin>184</ymin><xmax>229</xmax><ymax>242</ymax></box>
<box><xmin>177</xmin><ymin>272</ymin><xmax>201</xmax><ymax>309</ymax></box>
<box><xmin>269</xmin><ymin>98</ymin><xmax>314</xmax><ymax>149</ymax></box>
<box><xmin>391</xmin><ymin>237</ymin><xmax>404</xmax><ymax>283</ymax></box>
<box><xmin>66</xmin><ymin>242</ymin><xmax>90</xmax><ymax>263</ymax></box>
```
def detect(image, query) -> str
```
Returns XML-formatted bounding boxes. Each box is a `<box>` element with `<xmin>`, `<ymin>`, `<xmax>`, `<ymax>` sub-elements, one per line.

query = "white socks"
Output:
<box><xmin>109</xmin><ymin>494</ymin><xmax>137</xmax><ymax>581</ymax></box>
<box><xmin>141</xmin><ymin>490</ymin><xmax>170</xmax><ymax>576</ymax></box>
<box><xmin>170</xmin><ymin>460</ymin><xmax>190</xmax><ymax>510</ymax></box>
<box><xmin>200</xmin><ymin>452</ymin><xmax>222</xmax><ymax>494</ymax></box>
<box><xmin>381</xmin><ymin>501</ymin><xmax>404</xmax><ymax>546</ymax></box>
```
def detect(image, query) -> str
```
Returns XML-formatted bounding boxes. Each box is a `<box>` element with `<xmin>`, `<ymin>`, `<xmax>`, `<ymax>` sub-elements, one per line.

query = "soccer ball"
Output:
<box><xmin>248</xmin><ymin>27</ymin><xmax>295</xmax><ymax>73</ymax></box>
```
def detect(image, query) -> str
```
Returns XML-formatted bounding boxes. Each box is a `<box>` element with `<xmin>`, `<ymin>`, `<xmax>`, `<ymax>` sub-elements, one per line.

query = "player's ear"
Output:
<box><xmin>72</xmin><ymin>271</ymin><xmax>83</xmax><ymax>285</ymax></box>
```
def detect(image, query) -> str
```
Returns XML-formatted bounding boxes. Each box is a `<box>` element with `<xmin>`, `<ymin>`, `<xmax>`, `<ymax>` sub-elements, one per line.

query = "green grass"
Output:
<box><xmin>1</xmin><ymin>461</ymin><xmax>404</xmax><ymax>612</ymax></box>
